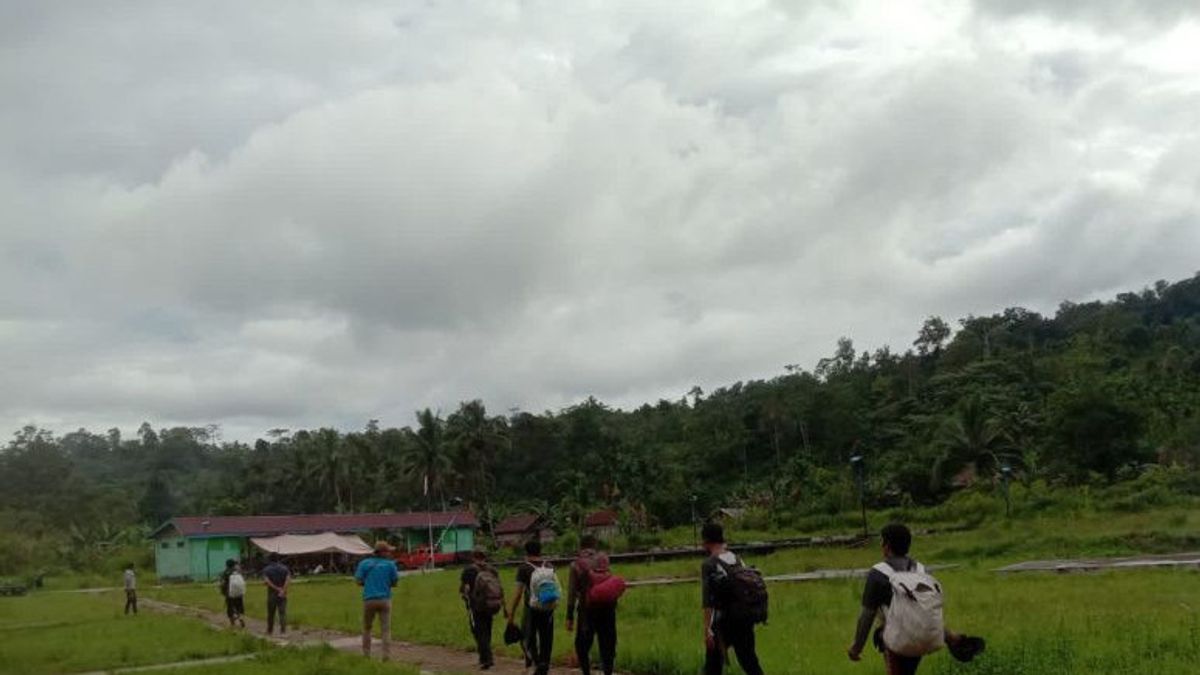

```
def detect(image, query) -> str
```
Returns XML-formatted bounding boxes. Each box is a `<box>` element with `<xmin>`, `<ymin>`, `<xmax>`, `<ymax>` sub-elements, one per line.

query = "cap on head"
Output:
<box><xmin>374</xmin><ymin>540</ymin><xmax>394</xmax><ymax>554</ymax></box>
<box><xmin>701</xmin><ymin>522</ymin><xmax>725</xmax><ymax>544</ymax></box>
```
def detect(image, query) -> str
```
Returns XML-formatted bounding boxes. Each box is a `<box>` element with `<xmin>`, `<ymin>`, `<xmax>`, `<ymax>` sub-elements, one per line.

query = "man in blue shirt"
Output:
<box><xmin>356</xmin><ymin>540</ymin><xmax>400</xmax><ymax>660</ymax></box>
<box><xmin>261</xmin><ymin>553</ymin><xmax>290</xmax><ymax>635</ymax></box>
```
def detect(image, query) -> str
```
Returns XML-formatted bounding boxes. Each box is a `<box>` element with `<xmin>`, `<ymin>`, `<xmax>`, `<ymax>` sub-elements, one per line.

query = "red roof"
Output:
<box><xmin>154</xmin><ymin>511</ymin><xmax>477</xmax><ymax>538</ymax></box>
<box><xmin>584</xmin><ymin>509</ymin><xmax>618</xmax><ymax>527</ymax></box>
<box><xmin>494</xmin><ymin>513</ymin><xmax>544</xmax><ymax>535</ymax></box>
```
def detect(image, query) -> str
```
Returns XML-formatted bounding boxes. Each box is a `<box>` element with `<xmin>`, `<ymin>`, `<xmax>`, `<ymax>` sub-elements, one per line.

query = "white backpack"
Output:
<box><xmin>874</xmin><ymin>561</ymin><xmax>945</xmax><ymax>657</ymax></box>
<box><xmin>527</xmin><ymin>563</ymin><xmax>562</xmax><ymax>611</ymax></box>
<box><xmin>228</xmin><ymin>572</ymin><xmax>246</xmax><ymax>599</ymax></box>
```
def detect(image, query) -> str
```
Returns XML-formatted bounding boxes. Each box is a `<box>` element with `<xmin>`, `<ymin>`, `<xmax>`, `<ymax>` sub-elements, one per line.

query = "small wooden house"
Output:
<box><xmin>494</xmin><ymin>513</ymin><xmax>556</xmax><ymax>547</ymax></box>
<box><xmin>582</xmin><ymin>509</ymin><xmax>620</xmax><ymax>542</ymax></box>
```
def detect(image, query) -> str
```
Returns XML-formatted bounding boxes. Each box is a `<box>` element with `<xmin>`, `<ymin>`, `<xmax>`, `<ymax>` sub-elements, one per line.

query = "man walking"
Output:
<box><xmin>122</xmin><ymin>563</ymin><xmax>137</xmax><ymax>615</ymax></box>
<box><xmin>567</xmin><ymin>534</ymin><xmax>618</xmax><ymax>675</ymax></box>
<box><xmin>356</xmin><ymin>540</ymin><xmax>400</xmax><ymax>660</ymax></box>
<box><xmin>219</xmin><ymin>559</ymin><xmax>246</xmax><ymax>627</ymax></box>
<box><xmin>262</xmin><ymin>552</ymin><xmax>290</xmax><ymax>636</ymax></box>
<box><xmin>848</xmin><ymin>523</ymin><xmax>975</xmax><ymax>674</ymax></box>
<box><xmin>508</xmin><ymin>540</ymin><xmax>557</xmax><ymax>675</ymax></box>
<box><xmin>701</xmin><ymin>523</ymin><xmax>764</xmax><ymax>675</ymax></box>
<box><xmin>461</xmin><ymin>549</ymin><xmax>505</xmax><ymax>670</ymax></box>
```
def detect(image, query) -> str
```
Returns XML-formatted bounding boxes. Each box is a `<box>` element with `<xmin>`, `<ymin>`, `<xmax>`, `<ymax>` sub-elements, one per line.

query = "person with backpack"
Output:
<box><xmin>507</xmin><ymin>540</ymin><xmax>559</xmax><ymax>675</ymax></box>
<box><xmin>566</xmin><ymin>534</ymin><xmax>625</xmax><ymax>675</ymax></box>
<box><xmin>219</xmin><ymin>558</ymin><xmax>247</xmax><ymax>627</ymax></box>
<box><xmin>847</xmin><ymin>523</ymin><xmax>983</xmax><ymax>674</ymax></box>
<box><xmin>356</xmin><ymin>540</ymin><xmax>400</xmax><ymax>660</ymax></box>
<box><xmin>122</xmin><ymin>563</ymin><xmax>137</xmax><ymax>615</ymax></box>
<box><xmin>701</xmin><ymin>522</ymin><xmax>766</xmax><ymax>675</ymax></box>
<box><xmin>262</xmin><ymin>552</ymin><xmax>290</xmax><ymax>636</ymax></box>
<box><xmin>461</xmin><ymin>549</ymin><xmax>505</xmax><ymax>670</ymax></box>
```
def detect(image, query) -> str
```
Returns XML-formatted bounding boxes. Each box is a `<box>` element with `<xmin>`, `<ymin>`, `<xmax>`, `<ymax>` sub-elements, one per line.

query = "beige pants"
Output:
<box><xmin>362</xmin><ymin>599</ymin><xmax>392</xmax><ymax>658</ymax></box>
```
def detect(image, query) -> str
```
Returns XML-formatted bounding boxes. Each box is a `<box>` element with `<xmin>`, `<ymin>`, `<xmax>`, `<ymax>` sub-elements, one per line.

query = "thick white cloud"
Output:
<box><xmin>1</xmin><ymin>0</ymin><xmax>1198</xmax><ymax>439</ymax></box>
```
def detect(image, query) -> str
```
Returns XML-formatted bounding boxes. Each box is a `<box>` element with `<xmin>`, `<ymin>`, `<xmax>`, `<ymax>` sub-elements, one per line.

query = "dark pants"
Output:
<box><xmin>705</xmin><ymin>619</ymin><xmax>763</xmax><ymax>675</ymax></box>
<box><xmin>225</xmin><ymin>596</ymin><xmax>245</xmax><ymax>624</ymax></box>
<box><xmin>124</xmin><ymin>590</ymin><xmax>137</xmax><ymax>615</ymax></box>
<box><xmin>885</xmin><ymin>651</ymin><xmax>922</xmax><ymax>675</ymax></box>
<box><xmin>525</xmin><ymin>609</ymin><xmax>554</xmax><ymax>675</ymax></box>
<box><xmin>472</xmin><ymin>610</ymin><xmax>494</xmax><ymax>666</ymax></box>
<box><xmin>576</xmin><ymin>606</ymin><xmax>617</xmax><ymax>675</ymax></box>
<box><xmin>266</xmin><ymin>591</ymin><xmax>287</xmax><ymax>634</ymax></box>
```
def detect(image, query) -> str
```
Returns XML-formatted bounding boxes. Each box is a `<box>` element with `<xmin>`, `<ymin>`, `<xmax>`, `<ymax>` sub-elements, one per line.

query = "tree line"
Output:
<box><xmin>3</xmin><ymin>273</ymin><xmax>1200</xmax><ymax>571</ymax></box>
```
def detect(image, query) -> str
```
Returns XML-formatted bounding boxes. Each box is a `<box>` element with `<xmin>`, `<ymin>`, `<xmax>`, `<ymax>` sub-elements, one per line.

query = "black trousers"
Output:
<box><xmin>124</xmin><ymin>590</ymin><xmax>137</xmax><ymax>615</ymax></box>
<box><xmin>576</xmin><ymin>606</ymin><xmax>617</xmax><ymax>675</ymax></box>
<box><xmin>225</xmin><ymin>596</ymin><xmax>245</xmax><ymax>623</ymax></box>
<box><xmin>705</xmin><ymin>619</ymin><xmax>763</xmax><ymax>675</ymax></box>
<box><xmin>266</xmin><ymin>592</ymin><xmax>287</xmax><ymax>634</ymax></box>
<box><xmin>471</xmin><ymin>610</ymin><xmax>494</xmax><ymax>666</ymax></box>
<box><xmin>885</xmin><ymin>651</ymin><xmax>922</xmax><ymax>675</ymax></box>
<box><xmin>525</xmin><ymin>609</ymin><xmax>554</xmax><ymax>675</ymax></box>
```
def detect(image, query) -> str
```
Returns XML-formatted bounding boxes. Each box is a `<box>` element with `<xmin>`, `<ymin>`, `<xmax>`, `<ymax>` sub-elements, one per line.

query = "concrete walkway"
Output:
<box><xmin>75</xmin><ymin>654</ymin><xmax>256</xmax><ymax>675</ymax></box>
<box><xmin>995</xmin><ymin>552</ymin><xmax>1200</xmax><ymax>573</ymax></box>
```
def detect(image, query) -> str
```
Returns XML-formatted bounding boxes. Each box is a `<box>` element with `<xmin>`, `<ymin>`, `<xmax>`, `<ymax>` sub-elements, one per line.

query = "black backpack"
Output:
<box><xmin>716</xmin><ymin>557</ymin><xmax>769</xmax><ymax>625</ymax></box>
<box><xmin>471</xmin><ymin>565</ymin><xmax>504</xmax><ymax>615</ymax></box>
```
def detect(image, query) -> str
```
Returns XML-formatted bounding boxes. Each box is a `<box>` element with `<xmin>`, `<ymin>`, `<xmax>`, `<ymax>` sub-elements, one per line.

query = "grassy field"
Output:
<box><xmin>145</xmin><ymin>506</ymin><xmax>1200</xmax><ymax>675</ymax></box>
<box><xmin>0</xmin><ymin>590</ymin><xmax>262</xmax><ymax>674</ymax></box>
<box><xmin>0</xmin><ymin>590</ymin><xmax>427</xmax><ymax>675</ymax></box>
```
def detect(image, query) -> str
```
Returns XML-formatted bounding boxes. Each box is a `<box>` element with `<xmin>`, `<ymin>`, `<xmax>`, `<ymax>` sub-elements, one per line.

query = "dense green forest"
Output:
<box><xmin>4</xmin><ymin>273</ymin><xmax>1200</xmax><ymax>573</ymax></box>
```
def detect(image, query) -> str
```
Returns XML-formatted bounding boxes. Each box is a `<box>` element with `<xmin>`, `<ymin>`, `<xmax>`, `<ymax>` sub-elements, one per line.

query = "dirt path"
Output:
<box><xmin>142</xmin><ymin>598</ymin><xmax>602</xmax><ymax>674</ymax></box>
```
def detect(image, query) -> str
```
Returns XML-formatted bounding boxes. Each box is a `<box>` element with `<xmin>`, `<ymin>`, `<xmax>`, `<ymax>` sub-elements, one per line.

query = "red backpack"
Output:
<box><xmin>578</xmin><ymin>551</ymin><xmax>627</xmax><ymax>607</ymax></box>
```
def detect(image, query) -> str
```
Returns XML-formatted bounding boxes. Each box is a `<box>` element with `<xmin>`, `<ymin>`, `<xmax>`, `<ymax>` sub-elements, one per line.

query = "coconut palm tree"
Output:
<box><xmin>932</xmin><ymin>394</ymin><xmax>1022</xmax><ymax>489</ymax></box>
<box><xmin>402</xmin><ymin>409</ymin><xmax>454</xmax><ymax>509</ymax></box>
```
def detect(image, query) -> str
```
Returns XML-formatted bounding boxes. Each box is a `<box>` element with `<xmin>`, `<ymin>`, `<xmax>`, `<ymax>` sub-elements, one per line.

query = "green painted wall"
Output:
<box><xmin>188</xmin><ymin>536</ymin><xmax>244</xmax><ymax>581</ymax></box>
<box><xmin>403</xmin><ymin>526</ymin><xmax>473</xmax><ymax>553</ymax></box>
<box><xmin>155</xmin><ymin>536</ymin><xmax>191</xmax><ymax>580</ymax></box>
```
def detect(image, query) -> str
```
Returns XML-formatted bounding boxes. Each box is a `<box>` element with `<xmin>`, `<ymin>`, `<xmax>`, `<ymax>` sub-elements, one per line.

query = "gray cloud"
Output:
<box><xmin>1</xmin><ymin>0</ymin><xmax>1198</xmax><ymax>440</ymax></box>
<box><xmin>974</xmin><ymin>0</ymin><xmax>1198</xmax><ymax>31</ymax></box>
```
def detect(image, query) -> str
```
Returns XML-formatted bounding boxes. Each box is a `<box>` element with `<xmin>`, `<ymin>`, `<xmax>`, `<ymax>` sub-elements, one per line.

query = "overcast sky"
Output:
<box><xmin>2</xmin><ymin>1</ymin><xmax>1198</xmax><ymax>442</ymax></box>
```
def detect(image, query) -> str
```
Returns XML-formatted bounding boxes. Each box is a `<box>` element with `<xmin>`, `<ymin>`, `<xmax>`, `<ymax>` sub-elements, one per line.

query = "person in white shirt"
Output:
<box><xmin>123</xmin><ymin>564</ymin><xmax>137</xmax><ymax>615</ymax></box>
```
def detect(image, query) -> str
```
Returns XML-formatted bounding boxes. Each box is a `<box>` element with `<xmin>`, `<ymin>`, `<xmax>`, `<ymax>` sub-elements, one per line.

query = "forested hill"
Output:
<box><xmin>3</xmin><ymin>273</ymin><xmax>1200</xmax><ymax>563</ymax></box>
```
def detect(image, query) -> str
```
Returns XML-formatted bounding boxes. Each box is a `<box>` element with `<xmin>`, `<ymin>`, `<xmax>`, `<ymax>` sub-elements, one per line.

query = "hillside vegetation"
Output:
<box><xmin>3</xmin><ymin>273</ymin><xmax>1200</xmax><ymax>573</ymax></box>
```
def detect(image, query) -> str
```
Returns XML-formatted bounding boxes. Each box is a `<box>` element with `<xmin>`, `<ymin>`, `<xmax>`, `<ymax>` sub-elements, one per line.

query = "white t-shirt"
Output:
<box><xmin>124</xmin><ymin>569</ymin><xmax>136</xmax><ymax>590</ymax></box>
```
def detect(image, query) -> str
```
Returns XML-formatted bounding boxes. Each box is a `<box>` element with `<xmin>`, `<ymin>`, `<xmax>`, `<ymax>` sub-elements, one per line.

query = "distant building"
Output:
<box><xmin>150</xmin><ymin>511</ymin><xmax>477</xmax><ymax>581</ymax></box>
<box><xmin>582</xmin><ymin>509</ymin><xmax>620</xmax><ymax>542</ymax></box>
<box><xmin>494</xmin><ymin>513</ymin><xmax>557</xmax><ymax>547</ymax></box>
<box><xmin>711</xmin><ymin>508</ymin><xmax>747</xmax><ymax>523</ymax></box>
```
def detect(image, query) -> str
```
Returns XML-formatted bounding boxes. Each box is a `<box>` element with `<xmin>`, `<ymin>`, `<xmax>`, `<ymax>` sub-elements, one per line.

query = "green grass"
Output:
<box><xmin>183</xmin><ymin>645</ymin><xmax>423</xmax><ymax>674</ymax></box>
<box><xmin>146</xmin><ymin>506</ymin><xmax>1200</xmax><ymax>674</ymax></box>
<box><xmin>0</xmin><ymin>590</ymin><xmax>262</xmax><ymax>674</ymax></box>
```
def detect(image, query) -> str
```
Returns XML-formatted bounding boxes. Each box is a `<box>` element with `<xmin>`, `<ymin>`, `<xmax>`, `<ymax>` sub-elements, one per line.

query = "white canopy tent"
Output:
<box><xmin>249</xmin><ymin>532</ymin><xmax>373</xmax><ymax>556</ymax></box>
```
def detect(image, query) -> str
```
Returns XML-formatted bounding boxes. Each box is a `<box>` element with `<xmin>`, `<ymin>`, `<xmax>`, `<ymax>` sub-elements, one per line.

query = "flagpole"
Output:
<box><xmin>425</xmin><ymin>473</ymin><xmax>434</xmax><ymax>572</ymax></box>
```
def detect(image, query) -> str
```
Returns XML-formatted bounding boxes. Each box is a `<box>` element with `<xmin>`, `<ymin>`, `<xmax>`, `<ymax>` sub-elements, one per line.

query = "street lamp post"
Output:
<box><xmin>1000</xmin><ymin>465</ymin><xmax>1012</xmax><ymax>517</ymax></box>
<box><xmin>849</xmin><ymin>455</ymin><xmax>867</xmax><ymax>539</ymax></box>
<box><xmin>690</xmin><ymin>494</ymin><xmax>698</xmax><ymax>549</ymax></box>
